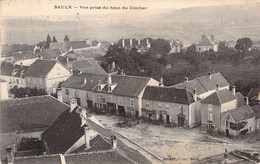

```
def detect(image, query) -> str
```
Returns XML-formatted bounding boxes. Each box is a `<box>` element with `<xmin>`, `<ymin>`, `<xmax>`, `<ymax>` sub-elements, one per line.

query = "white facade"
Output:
<box><xmin>0</xmin><ymin>80</ymin><xmax>9</xmax><ymax>99</ymax></box>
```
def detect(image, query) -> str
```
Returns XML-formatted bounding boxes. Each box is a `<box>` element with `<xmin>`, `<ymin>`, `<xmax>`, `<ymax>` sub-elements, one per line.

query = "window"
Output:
<box><xmin>146</xmin><ymin>102</ymin><xmax>150</xmax><ymax>108</ymax></box>
<box><xmin>180</xmin><ymin>106</ymin><xmax>184</xmax><ymax>114</ymax></box>
<box><xmin>118</xmin><ymin>97</ymin><xmax>122</xmax><ymax>105</ymax></box>
<box><xmin>98</xmin><ymin>85</ymin><xmax>101</xmax><ymax>91</ymax></box>
<box><xmin>108</xmin><ymin>86</ymin><xmax>112</xmax><ymax>92</ymax></box>
<box><xmin>208</xmin><ymin>113</ymin><xmax>213</xmax><ymax>121</ymax></box>
<box><xmin>108</xmin><ymin>95</ymin><xmax>112</xmax><ymax>102</ymax></box>
<box><xmin>65</xmin><ymin>89</ymin><xmax>69</xmax><ymax>95</ymax></box>
<box><xmin>165</xmin><ymin>104</ymin><xmax>169</xmax><ymax>110</ymax></box>
<box><xmin>158</xmin><ymin>103</ymin><xmax>162</xmax><ymax>109</ymax></box>
<box><xmin>21</xmin><ymin>79</ymin><xmax>23</xmax><ymax>85</ymax></box>
<box><xmin>225</xmin><ymin>121</ymin><xmax>229</xmax><ymax>127</ymax></box>
<box><xmin>130</xmin><ymin>99</ymin><xmax>134</xmax><ymax>106</ymax></box>
<box><xmin>16</xmin><ymin>79</ymin><xmax>19</xmax><ymax>84</ymax></box>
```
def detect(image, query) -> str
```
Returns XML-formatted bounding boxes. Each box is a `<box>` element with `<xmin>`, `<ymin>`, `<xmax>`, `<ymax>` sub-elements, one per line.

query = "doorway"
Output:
<box><xmin>226</xmin><ymin>129</ymin><xmax>229</xmax><ymax>137</ymax></box>
<box><xmin>166</xmin><ymin>115</ymin><xmax>170</xmax><ymax>124</ymax></box>
<box><xmin>178</xmin><ymin>116</ymin><xmax>185</xmax><ymax>127</ymax></box>
<box><xmin>118</xmin><ymin>106</ymin><xmax>125</xmax><ymax>116</ymax></box>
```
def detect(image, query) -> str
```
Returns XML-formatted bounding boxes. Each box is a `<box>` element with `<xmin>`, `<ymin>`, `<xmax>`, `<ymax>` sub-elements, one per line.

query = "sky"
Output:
<box><xmin>1</xmin><ymin>0</ymin><xmax>260</xmax><ymax>17</ymax></box>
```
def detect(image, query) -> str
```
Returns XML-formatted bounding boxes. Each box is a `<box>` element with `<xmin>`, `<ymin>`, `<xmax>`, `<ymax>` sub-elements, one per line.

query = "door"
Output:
<box><xmin>226</xmin><ymin>129</ymin><xmax>229</xmax><ymax>137</ymax></box>
<box><xmin>178</xmin><ymin>116</ymin><xmax>185</xmax><ymax>127</ymax></box>
<box><xmin>118</xmin><ymin>106</ymin><xmax>125</xmax><ymax>116</ymax></box>
<box><xmin>166</xmin><ymin>115</ymin><xmax>170</xmax><ymax>124</ymax></box>
<box><xmin>87</xmin><ymin>100</ymin><xmax>93</xmax><ymax>109</ymax></box>
<box><xmin>135</xmin><ymin>111</ymin><xmax>139</xmax><ymax>117</ymax></box>
<box><xmin>108</xmin><ymin>103</ymin><xmax>116</xmax><ymax>115</ymax></box>
<box><xmin>149</xmin><ymin>113</ymin><xmax>152</xmax><ymax>121</ymax></box>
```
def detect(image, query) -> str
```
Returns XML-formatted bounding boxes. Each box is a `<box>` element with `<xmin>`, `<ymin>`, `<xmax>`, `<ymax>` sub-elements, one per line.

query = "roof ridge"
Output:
<box><xmin>116</xmin><ymin>149</ymin><xmax>137</xmax><ymax>164</ymax></box>
<box><xmin>49</xmin><ymin>95</ymin><xmax>70</xmax><ymax>107</ymax></box>
<box><xmin>1</xmin><ymin>95</ymin><xmax>51</xmax><ymax>102</ymax></box>
<box><xmin>215</xmin><ymin>91</ymin><xmax>222</xmax><ymax>104</ymax></box>
<box><xmin>65</xmin><ymin>149</ymin><xmax>116</xmax><ymax>157</ymax></box>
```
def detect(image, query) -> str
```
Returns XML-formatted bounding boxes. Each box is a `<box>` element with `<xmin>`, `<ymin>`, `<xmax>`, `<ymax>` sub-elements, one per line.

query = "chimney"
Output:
<box><xmin>244</xmin><ymin>97</ymin><xmax>249</xmax><ymax>105</ymax></box>
<box><xmin>216</xmin><ymin>84</ymin><xmax>219</xmax><ymax>91</ymax></box>
<box><xmin>6</xmin><ymin>147</ymin><xmax>14</xmax><ymax>164</ymax></box>
<box><xmin>193</xmin><ymin>88</ymin><xmax>197</xmax><ymax>102</ymax></box>
<box><xmin>80</xmin><ymin>108</ymin><xmax>87</xmax><ymax>126</ymax></box>
<box><xmin>138</xmin><ymin>39</ymin><xmax>141</xmax><ymax>46</ymax></box>
<box><xmin>82</xmin><ymin>124</ymin><xmax>91</xmax><ymax>151</ymax></box>
<box><xmin>130</xmin><ymin>38</ymin><xmax>133</xmax><ymax>46</ymax></box>
<box><xmin>111</xmin><ymin>136</ymin><xmax>117</xmax><ymax>149</ymax></box>
<box><xmin>20</xmin><ymin>62</ymin><xmax>23</xmax><ymax>67</ymax></box>
<box><xmin>83</xmin><ymin>77</ymin><xmax>87</xmax><ymax>85</ymax></box>
<box><xmin>70</xmin><ymin>98</ymin><xmax>77</xmax><ymax>112</ymax></box>
<box><xmin>146</xmin><ymin>38</ymin><xmax>149</xmax><ymax>45</ymax></box>
<box><xmin>184</xmin><ymin>77</ymin><xmax>189</xmax><ymax>82</ymax></box>
<box><xmin>122</xmin><ymin>38</ymin><xmax>125</xmax><ymax>47</ymax></box>
<box><xmin>159</xmin><ymin>77</ymin><xmax>164</xmax><ymax>86</ymax></box>
<box><xmin>232</xmin><ymin>86</ymin><xmax>236</xmax><ymax>95</ymax></box>
<box><xmin>112</xmin><ymin>61</ymin><xmax>115</xmax><ymax>69</ymax></box>
<box><xmin>121</xmin><ymin>69</ymin><xmax>125</xmax><ymax>75</ymax></box>
<box><xmin>208</xmin><ymin>72</ymin><xmax>212</xmax><ymax>79</ymax></box>
<box><xmin>108</xmin><ymin>74</ymin><xmax>112</xmax><ymax>85</ymax></box>
<box><xmin>66</xmin><ymin>56</ymin><xmax>69</xmax><ymax>63</ymax></box>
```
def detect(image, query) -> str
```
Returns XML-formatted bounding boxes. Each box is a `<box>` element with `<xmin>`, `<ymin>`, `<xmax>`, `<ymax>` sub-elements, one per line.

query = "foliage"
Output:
<box><xmin>45</xmin><ymin>34</ymin><xmax>51</xmax><ymax>48</ymax></box>
<box><xmin>235</xmin><ymin>37</ymin><xmax>252</xmax><ymax>52</ymax></box>
<box><xmin>10</xmin><ymin>86</ymin><xmax>47</xmax><ymax>98</ymax></box>
<box><xmin>230</xmin><ymin>121</ymin><xmax>247</xmax><ymax>131</ymax></box>
<box><xmin>52</xmin><ymin>36</ymin><xmax>57</xmax><ymax>42</ymax></box>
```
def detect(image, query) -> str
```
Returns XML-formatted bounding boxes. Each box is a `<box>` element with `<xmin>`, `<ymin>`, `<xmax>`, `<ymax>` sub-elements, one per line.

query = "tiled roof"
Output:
<box><xmin>197</xmin><ymin>37</ymin><xmax>213</xmax><ymax>47</ymax></box>
<box><xmin>75</xmin><ymin>47</ymin><xmax>107</xmax><ymax>60</ymax></box>
<box><xmin>0</xmin><ymin>95</ymin><xmax>68</xmax><ymax>134</ymax></box>
<box><xmin>49</xmin><ymin>41</ymin><xmax>91</xmax><ymax>53</ymax></box>
<box><xmin>41</xmin><ymin>107</ymin><xmax>84</xmax><ymax>154</ymax></box>
<box><xmin>235</xmin><ymin>92</ymin><xmax>245</xmax><ymax>107</ymax></box>
<box><xmin>61</xmin><ymin>73</ymin><xmax>107</xmax><ymax>91</ymax></box>
<box><xmin>1</xmin><ymin>63</ymin><xmax>29</xmax><ymax>77</ymax></box>
<box><xmin>12</xmin><ymin>51</ymin><xmax>38</xmax><ymax>61</ymax></box>
<box><xmin>248</xmin><ymin>87</ymin><xmax>260</xmax><ymax>100</ymax></box>
<box><xmin>14</xmin><ymin>154</ymin><xmax>62</xmax><ymax>164</ymax></box>
<box><xmin>172</xmin><ymin>72</ymin><xmax>230</xmax><ymax>95</ymax></box>
<box><xmin>201</xmin><ymin>89</ymin><xmax>237</xmax><ymax>105</ymax></box>
<box><xmin>143</xmin><ymin>86</ymin><xmax>195</xmax><ymax>105</ymax></box>
<box><xmin>69</xmin><ymin>58</ymin><xmax>107</xmax><ymax>75</ymax></box>
<box><xmin>252</xmin><ymin>105</ymin><xmax>260</xmax><ymax>119</ymax></box>
<box><xmin>23</xmin><ymin>59</ymin><xmax>57</xmax><ymax>77</ymax></box>
<box><xmin>228</xmin><ymin>105</ymin><xmax>255</xmax><ymax>122</ymax></box>
<box><xmin>57</xmin><ymin>56</ymin><xmax>76</xmax><ymax>66</ymax></box>
<box><xmin>93</xmin><ymin>75</ymin><xmax>151</xmax><ymax>97</ymax></box>
<box><xmin>39</xmin><ymin>49</ymin><xmax>61</xmax><ymax>60</ymax></box>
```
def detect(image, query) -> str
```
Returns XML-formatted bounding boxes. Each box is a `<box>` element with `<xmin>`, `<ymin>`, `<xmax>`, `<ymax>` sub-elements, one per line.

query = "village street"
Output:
<box><xmin>94</xmin><ymin>115</ymin><xmax>260</xmax><ymax>164</ymax></box>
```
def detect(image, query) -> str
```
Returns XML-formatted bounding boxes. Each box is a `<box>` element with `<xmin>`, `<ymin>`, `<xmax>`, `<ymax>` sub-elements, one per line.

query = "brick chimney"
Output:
<box><xmin>111</xmin><ymin>136</ymin><xmax>117</xmax><ymax>149</ymax></box>
<box><xmin>70</xmin><ymin>98</ymin><xmax>77</xmax><ymax>112</ymax></box>
<box><xmin>82</xmin><ymin>124</ymin><xmax>91</xmax><ymax>151</ymax></box>
<box><xmin>80</xmin><ymin>108</ymin><xmax>87</xmax><ymax>127</ymax></box>
<box><xmin>122</xmin><ymin>38</ymin><xmax>125</xmax><ymax>47</ymax></box>
<box><xmin>193</xmin><ymin>88</ymin><xmax>197</xmax><ymax>102</ymax></box>
<box><xmin>244</xmin><ymin>97</ymin><xmax>249</xmax><ymax>105</ymax></box>
<box><xmin>159</xmin><ymin>77</ymin><xmax>164</xmax><ymax>86</ymax></box>
<box><xmin>208</xmin><ymin>72</ymin><xmax>212</xmax><ymax>79</ymax></box>
<box><xmin>232</xmin><ymin>86</ymin><xmax>236</xmax><ymax>95</ymax></box>
<box><xmin>6</xmin><ymin>147</ymin><xmax>14</xmax><ymax>164</ymax></box>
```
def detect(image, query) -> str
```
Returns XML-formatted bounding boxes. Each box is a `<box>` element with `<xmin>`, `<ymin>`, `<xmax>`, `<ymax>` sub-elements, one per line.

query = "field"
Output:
<box><xmin>94</xmin><ymin>115</ymin><xmax>260</xmax><ymax>164</ymax></box>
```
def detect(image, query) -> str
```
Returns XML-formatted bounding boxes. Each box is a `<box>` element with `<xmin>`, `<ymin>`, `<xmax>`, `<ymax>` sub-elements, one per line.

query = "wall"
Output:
<box><xmin>201</xmin><ymin>103</ymin><xmax>221</xmax><ymax>129</ymax></box>
<box><xmin>189</xmin><ymin>101</ymin><xmax>202</xmax><ymax>127</ymax></box>
<box><xmin>198</xmin><ymin>86</ymin><xmax>229</xmax><ymax>99</ymax></box>
<box><xmin>256</xmin><ymin>118</ymin><xmax>260</xmax><ymax>129</ymax></box>
<box><xmin>25</xmin><ymin>77</ymin><xmax>46</xmax><ymax>90</ymax></box>
<box><xmin>0</xmin><ymin>81</ymin><xmax>9</xmax><ymax>100</ymax></box>
<box><xmin>220</xmin><ymin>99</ymin><xmax>237</xmax><ymax>113</ymax></box>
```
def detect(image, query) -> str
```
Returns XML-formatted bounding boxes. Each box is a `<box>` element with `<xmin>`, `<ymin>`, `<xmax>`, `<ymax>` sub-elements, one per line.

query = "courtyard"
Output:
<box><xmin>94</xmin><ymin>114</ymin><xmax>260</xmax><ymax>164</ymax></box>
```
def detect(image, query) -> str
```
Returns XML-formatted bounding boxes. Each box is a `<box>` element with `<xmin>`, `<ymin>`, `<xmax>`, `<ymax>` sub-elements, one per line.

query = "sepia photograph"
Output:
<box><xmin>0</xmin><ymin>0</ymin><xmax>260</xmax><ymax>163</ymax></box>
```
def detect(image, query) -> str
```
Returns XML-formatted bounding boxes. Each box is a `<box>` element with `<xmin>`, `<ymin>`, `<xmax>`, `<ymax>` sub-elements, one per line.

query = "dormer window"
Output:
<box><xmin>108</xmin><ymin>86</ymin><xmax>112</xmax><ymax>92</ymax></box>
<box><xmin>98</xmin><ymin>85</ymin><xmax>102</xmax><ymax>91</ymax></box>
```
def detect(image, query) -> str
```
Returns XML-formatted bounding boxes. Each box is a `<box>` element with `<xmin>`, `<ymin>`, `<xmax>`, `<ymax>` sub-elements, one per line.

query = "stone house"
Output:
<box><xmin>196</xmin><ymin>35</ymin><xmax>218</xmax><ymax>52</ymax></box>
<box><xmin>172</xmin><ymin>72</ymin><xmax>230</xmax><ymax>99</ymax></box>
<box><xmin>142</xmin><ymin>86</ymin><xmax>201</xmax><ymax>128</ymax></box>
<box><xmin>24</xmin><ymin>59</ymin><xmax>71</xmax><ymax>94</ymax></box>
<box><xmin>92</xmin><ymin>74</ymin><xmax>159</xmax><ymax>117</ymax></box>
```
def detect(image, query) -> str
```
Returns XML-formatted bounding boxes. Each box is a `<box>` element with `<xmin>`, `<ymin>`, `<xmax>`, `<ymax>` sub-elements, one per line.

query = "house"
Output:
<box><xmin>5</xmin><ymin>51</ymin><xmax>38</xmax><ymax>64</ymax></box>
<box><xmin>169</xmin><ymin>39</ymin><xmax>183</xmax><ymax>53</ymax></box>
<box><xmin>248</xmin><ymin>87</ymin><xmax>260</xmax><ymax>105</ymax></box>
<box><xmin>60</xmin><ymin>73</ymin><xmax>107</xmax><ymax>107</ymax></box>
<box><xmin>0</xmin><ymin>95</ymin><xmax>68</xmax><ymax>158</ymax></box>
<box><xmin>172</xmin><ymin>72</ymin><xmax>230</xmax><ymax>99</ymax></box>
<box><xmin>142</xmin><ymin>86</ymin><xmax>201</xmax><ymax>128</ymax></box>
<box><xmin>37</xmin><ymin>49</ymin><xmax>61</xmax><ymax>60</ymax></box>
<box><xmin>92</xmin><ymin>74</ymin><xmax>159</xmax><ymax>117</ymax></box>
<box><xmin>252</xmin><ymin>105</ymin><xmax>260</xmax><ymax>130</ymax></box>
<box><xmin>1</xmin><ymin>63</ymin><xmax>29</xmax><ymax>89</ymax></box>
<box><xmin>24</xmin><ymin>59</ymin><xmax>71</xmax><ymax>94</ymax></box>
<box><xmin>118</xmin><ymin>38</ymin><xmax>151</xmax><ymax>52</ymax></box>
<box><xmin>221</xmin><ymin>105</ymin><xmax>256</xmax><ymax>137</ymax></box>
<box><xmin>196</xmin><ymin>35</ymin><xmax>218</xmax><ymax>52</ymax></box>
<box><xmin>30</xmin><ymin>98</ymin><xmax>150</xmax><ymax>164</ymax></box>
<box><xmin>0</xmin><ymin>79</ymin><xmax>9</xmax><ymax>100</ymax></box>
<box><xmin>67</xmin><ymin>58</ymin><xmax>107</xmax><ymax>75</ymax></box>
<box><xmin>13</xmin><ymin>58</ymin><xmax>38</xmax><ymax>67</ymax></box>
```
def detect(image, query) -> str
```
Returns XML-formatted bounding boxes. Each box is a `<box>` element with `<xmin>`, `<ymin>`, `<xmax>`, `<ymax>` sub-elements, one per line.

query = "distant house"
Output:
<box><xmin>0</xmin><ymin>79</ymin><xmax>9</xmax><ymax>100</ymax></box>
<box><xmin>169</xmin><ymin>40</ymin><xmax>183</xmax><ymax>53</ymax></box>
<box><xmin>68</xmin><ymin>58</ymin><xmax>107</xmax><ymax>75</ymax></box>
<box><xmin>196</xmin><ymin>35</ymin><xmax>218</xmax><ymax>52</ymax></box>
<box><xmin>5</xmin><ymin>51</ymin><xmax>38</xmax><ymax>64</ymax></box>
<box><xmin>92</xmin><ymin>74</ymin><xmax>159</xmax><ymax>117</ymax></box>
<box><xmin>172</xmin><ymin>72</ymin><xmax>230</xmax><ymax>99</ymax></box>
<box><xmin>252</xmin><ymin>105</ymin><xmax>260</xmax><ymax>130</ymax></box>
<box><xmin>1</xmin><ymin>63</ymin><xmax>29</xmax><ymax>89</ymax></box>
<box><xmin>248</xmin><ymin>87</ymin><xmax>260</xmax><ymax>105</ymax></box>
<box><xmin>37</xmin><ymin>49</ymin><xmax>61</xmax><ymax>60</ymax></box>
<box><xmin>142</xmin><ymin>86</ymin><xmax>201</xmax><ymax>128</ymax></box>
<box><xmin>0</xmin><ymin>95</ymin><xmax>68</xmax><ymax>158</ymax></box>
<box><xmin>118</xmin><ymin>38</ymin><xmax>151</xmax><ymax>52</ymax></box>
<box><xmin>24</xmin><ymin>59</ymin><xmax>71</xmax><ymax>94</ymax></box>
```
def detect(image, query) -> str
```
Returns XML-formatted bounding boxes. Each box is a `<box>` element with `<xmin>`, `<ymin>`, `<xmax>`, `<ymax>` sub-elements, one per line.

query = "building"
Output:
<box><xmin>24</xmin><ymin>59</ymin><xmax>71</xmax><ymax>94</ymax></box>
<box><xmin>221</xmin><ymin>105</ymin><xmax>256</xmax><ymax>137</ymax></box>
<box><xmin>142</xmin><ymin>86</ymin><xmax>201</xmax><ymax>128</ymax></box>
<box><xmin>169</xmin><ymin>40</ymin><xmax>183</xmax><ymax>53</ymax></box>
<box><xmin>118</xmin><ymin>38</ymin><xmax>151</xmax><ymax>52</ymax></box>
<box><xmin>1</xmin><ymin>63</ymin><xmax>29</xmax><ymax>89</ymax></box>
<box><xmin>60</xmin><ymin>73</ymin><xmax>107</xmax><ymax>107</ymax></box>
<box><xmin>252</xmin><ymin>105</ymin><xmax>260</xmax><ymax>130</ymax></box>
<box><xmin>196</xmin><ymin>35</ymin><xmax>218</xmax><ymax>52</ymax></box>
<box><xmin>67</xmin><ymin>58</ymin><xmax>107</xmax><ymax>75</ymax></box>
<box><xmin>0</xmin><ymin>95</ymin><xmax>68</xmax><ymax>158</ymax></box>
<box><xmin>4</xmin><ymin>51</ymin><xmax>38</xmax><ymax>64</ymax></box>
<box><xmin>92</xmin><ymin>74</ymin><xmax>159</xmax><ymax>117</ymax></box>
<box><xmin>172</xmin><ymin>72</ymin><xmax>230</xmax><ymax>99</ymax></box>
<box><xmin>248</xmin><ymin>87</ymin><xmax>260</xmax><ymax>105</ymax></box>
<box><xmin>0</xmin><ymin>79</ymin><xmax>9</xmax><ymax>100</ymax></box>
